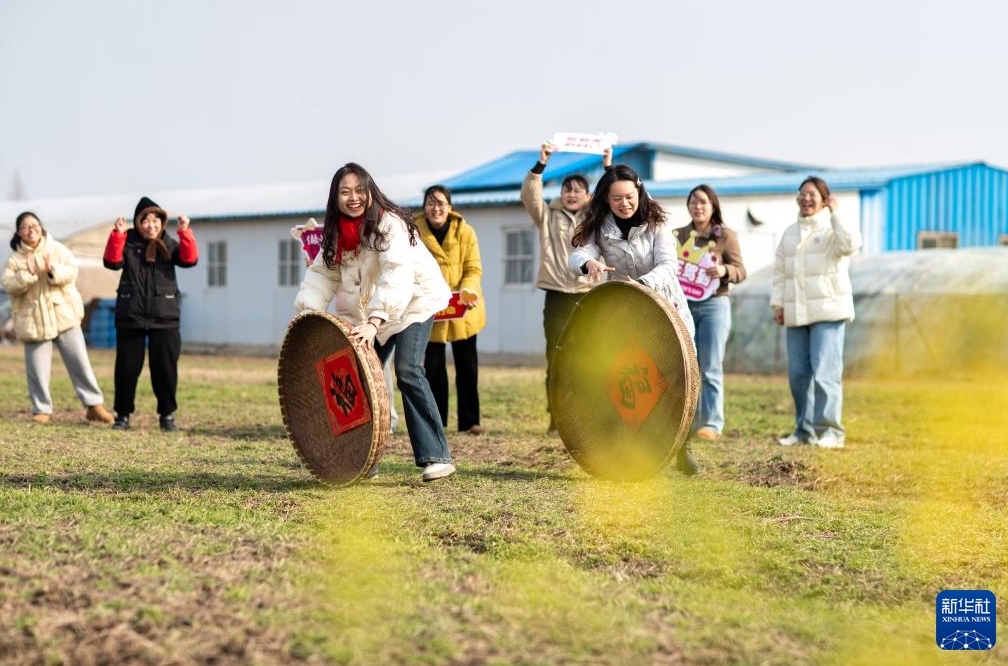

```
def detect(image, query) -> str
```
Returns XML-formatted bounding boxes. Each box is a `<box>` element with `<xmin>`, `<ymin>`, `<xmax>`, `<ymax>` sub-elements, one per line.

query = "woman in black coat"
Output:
<box><xmin>102</xmin><ymin>196</ymin><xmax>199</xmax><ymax>431</ymax></box>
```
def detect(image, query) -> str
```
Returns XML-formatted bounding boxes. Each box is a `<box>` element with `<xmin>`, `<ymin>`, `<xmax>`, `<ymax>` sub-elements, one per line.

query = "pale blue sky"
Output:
<box><xmin>2</xmin><ymin>0</ymin><xmax>1005</xmax><ymax>200</ymax></box>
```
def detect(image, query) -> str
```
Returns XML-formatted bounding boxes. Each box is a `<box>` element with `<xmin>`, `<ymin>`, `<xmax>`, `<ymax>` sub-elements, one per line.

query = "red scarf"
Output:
<box><xmin>335</xmin><ymin>214</ymin><xmax>364</xmax><ymax>262</ymax></box>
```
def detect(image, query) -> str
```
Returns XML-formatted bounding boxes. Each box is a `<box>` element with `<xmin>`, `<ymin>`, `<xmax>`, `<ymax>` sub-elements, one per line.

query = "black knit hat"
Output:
<box><xmin>133</xmin><ymin>196</ymin><xmax>168</xmax><ymax>225</ymax></box>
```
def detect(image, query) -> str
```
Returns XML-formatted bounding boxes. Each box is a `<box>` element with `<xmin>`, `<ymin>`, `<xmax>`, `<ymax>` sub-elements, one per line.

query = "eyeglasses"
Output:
<box><xmin>425</xmin><ymin>201</ymin><xmax>450</xmax><ymax>209</ymax></box>
<box><xmin>19</xmin><ymin>225</ymin><xmax>42</xmax><ymax>233</ymax></box>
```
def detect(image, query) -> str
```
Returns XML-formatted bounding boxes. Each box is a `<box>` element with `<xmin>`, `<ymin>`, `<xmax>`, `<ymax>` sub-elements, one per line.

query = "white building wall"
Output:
<box><xmin>461</xmin><ymin>205</ymin><xmax>544</xmax><ymax>356</ymax></box>
<box><xmin>651</xmin><ymin>155</ymin><xmax>783</xmax><ymax>181</ymax></box>
<box><xmin>653</xmin><ymin>192</ymin><xmax>862</xmax><ymax>276</ymax></box>
<box><xmin>181</xmin><ymin>216</ymin><xmax>306</xmax><ymax>349</ymax></box>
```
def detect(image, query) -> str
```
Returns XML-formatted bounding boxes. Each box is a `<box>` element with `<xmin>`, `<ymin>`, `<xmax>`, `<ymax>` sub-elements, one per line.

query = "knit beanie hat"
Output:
<box><xmin>134</xmin><ymin>196</ymin><xmax>168</xmax><ymax>226</ymax></box>
<box><xmin>133</xmin><ymin>196</ymin><xmax>171</xmax><ymax>263</ymax></box>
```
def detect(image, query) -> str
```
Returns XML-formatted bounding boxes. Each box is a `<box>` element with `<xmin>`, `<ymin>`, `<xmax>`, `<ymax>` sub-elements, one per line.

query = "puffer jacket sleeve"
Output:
<box><xmin>637</xmin><ymin>224</ymin><xmax>679</xmax><ymax>292</ymax></box>
<box><xmin>2</xmin><ymin>253</ymin><xmax>38</xmax><ymax>295</ymax></box>
<box><xmin>568</xmin><ymin>240</ymin><xmax>601</xmax><ymax>275</ymax></box>
<box><xmin>294</xmin><ymin>254</ymin><xmax>342</xmax><ymax>313</ymax></box>
<box><xmin>367</xmin><ymin>213</ymin><xmax>419</xmax><ymax>322</ymax></box>
<box><xmin>770</xmin><ymin>226</ymin><xmax>792</xmax><ymax>309</ymax></box>
<box><xmin>458</xmin><ymin>225</ymin><xmax>483</xmax><ymax>295</ymax></box>
<box><xmin>175</xmin><ymin>227</ymin><xmax>199</xmax><ymax>267</ymax></box>
<box><xmin>46</xmin><ymin>241</ymin><xmax>79</xmax><ymax>288</ymax></box>
<box><xmin>520</xmin><ymin>171</ymin><xmax>548</xmax><ymax>229</ymax></box>
<box><xmin>827</xmin><ymin>212</ymin><xmax>862</xmax><ymax>257</ymax></box>
<box><xmin>103</xmin><ymin>229</ymin><xmax>127</xmax><ymax>269</ymax></box>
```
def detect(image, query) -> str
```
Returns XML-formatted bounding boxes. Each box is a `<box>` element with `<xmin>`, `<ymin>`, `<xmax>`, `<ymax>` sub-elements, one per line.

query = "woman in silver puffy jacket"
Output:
<box><xmin>568</xmin><ymin>165</ymin><xmax>698</xmax><ymax>475</ymax></box>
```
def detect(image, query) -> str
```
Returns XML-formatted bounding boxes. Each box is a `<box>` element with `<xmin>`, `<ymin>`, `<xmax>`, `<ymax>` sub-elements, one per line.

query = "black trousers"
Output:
<box><xmin>543</xmin><ymin>290</ymin><xmax>584</xmax><ymax>428</ymax></box>
<box><xmin>424</xmin><ymin>335</ymin><xmax>480</xmax><ymax>431</ymax></box>
<box><xmin>113</xmin><ymin>327</ymin><xmax>181</xmax><ymax>418</ymax></box>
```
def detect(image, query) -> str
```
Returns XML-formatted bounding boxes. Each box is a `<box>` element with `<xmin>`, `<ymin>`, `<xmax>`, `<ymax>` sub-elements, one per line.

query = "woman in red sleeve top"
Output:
<box><xmin>103</xmin><ymin>196</ymin><xmax>199</xmax><ymax>431</ymax></box>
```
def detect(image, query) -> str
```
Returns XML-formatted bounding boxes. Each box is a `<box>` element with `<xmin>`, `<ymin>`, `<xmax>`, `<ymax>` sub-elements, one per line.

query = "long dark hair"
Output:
<box><xmin>572</xmin><ymin>165</ymin><xmax>666</xmax><ymax>246</ymax></box>
<box><xmin>321</xmin><ymin>163</ymin><xmax>418</xmax><ymax>270</ymax></box>
<box><xmin>687</xmin><ymin>184</ymin><xmax>725</xmax><ymax>231</ymax></box>
<box><xmin>10</xmin><ymin>211</ymin><xmax>46</xmax><ymax>251</ymax></box>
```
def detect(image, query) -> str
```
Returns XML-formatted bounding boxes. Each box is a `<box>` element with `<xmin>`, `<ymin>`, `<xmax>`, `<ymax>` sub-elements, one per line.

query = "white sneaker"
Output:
<box><xmin>422</xmin><ymin>462</ymin><xmax>456</xmax><ymax>482</ymax></box>
<box><xmin>777</xmin><ymin>434</ymin><xmax>804</xmax><ymax>446</ymax></box>
<box><xmin>816</xmin><ymin>434</ymin><xmax>844</xmax><ymax>449</ymax></box>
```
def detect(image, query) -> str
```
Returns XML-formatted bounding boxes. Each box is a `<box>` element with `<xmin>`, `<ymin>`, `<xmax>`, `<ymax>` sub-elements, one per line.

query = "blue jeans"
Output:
<box><xmin>375</xmin><ymin>317</ymin><xmax>453</xmax><ymax>467</ymax></box>
<box><xmin>785</xmin><ymin>320</ymin><xmax>846</xmax><ymax>442</ymax></box>
<box><xmin>688</xmin><ymin>295</ymin><xmax>731</xmax><ymax>434</ymax></box>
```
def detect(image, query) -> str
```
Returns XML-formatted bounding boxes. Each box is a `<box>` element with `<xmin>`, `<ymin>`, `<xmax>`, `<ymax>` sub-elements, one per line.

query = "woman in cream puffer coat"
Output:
<box><xmin>771</xmin><ymin>176</ymin><xmax>862</xmax><ymax>449</ymax></box>
<box><xmin>2</xmin><ymin>211</ymin><xmax>114</xmax><ymax>424</ymax></box>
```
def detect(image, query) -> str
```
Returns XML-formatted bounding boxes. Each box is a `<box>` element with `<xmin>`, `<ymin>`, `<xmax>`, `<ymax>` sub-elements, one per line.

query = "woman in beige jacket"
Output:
<box><xmin>415</xmin><ymin>185</ymin><xmax>487</xmax><ymax>435</ymax></box>
<box><xmin>2</xmin><ymin>212</ymin><xmax>114</xmax><ymax>424</ymax></box>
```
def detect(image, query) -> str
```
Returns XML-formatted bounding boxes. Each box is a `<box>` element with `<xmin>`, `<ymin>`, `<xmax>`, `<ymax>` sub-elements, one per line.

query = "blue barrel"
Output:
<box><xmin>84</xmin><ymin>298</ymin><xmax>117</xmax><ymax>348</ymax></box>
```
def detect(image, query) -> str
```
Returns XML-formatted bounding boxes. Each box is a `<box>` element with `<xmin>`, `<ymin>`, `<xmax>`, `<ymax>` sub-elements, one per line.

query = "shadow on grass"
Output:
<box><xmin>0</xmin><ymin>470</ymin><xmax>320</xmax><ymax>493</ymax></box>
<box><xmin>451</xmin><ymin>465</ymin><xmax>576</xmax><ymax>483</ymax></box>
<box><xmin>181</xmin><ymin>423</ymin><xmax>290</xmax><ymax>440</ymax></box>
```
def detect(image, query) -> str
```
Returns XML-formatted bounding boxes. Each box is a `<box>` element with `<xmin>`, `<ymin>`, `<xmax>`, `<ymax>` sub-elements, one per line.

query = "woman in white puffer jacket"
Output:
<box><xmin>771</xmin><ymin>176</ymin><xmax>862</xmax><ymax>449</ymax></box>
<box><xmin>294</xmin><ymin>163</ymin><xmax>456</xmax><ymax>483</ymax></box>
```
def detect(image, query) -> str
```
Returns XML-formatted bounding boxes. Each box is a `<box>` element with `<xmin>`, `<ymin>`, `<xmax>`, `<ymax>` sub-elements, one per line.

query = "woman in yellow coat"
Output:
<box><xmin>415</xmin><ymin>185</ymin><xmax>487</xmax><ymax>435</ymax></box>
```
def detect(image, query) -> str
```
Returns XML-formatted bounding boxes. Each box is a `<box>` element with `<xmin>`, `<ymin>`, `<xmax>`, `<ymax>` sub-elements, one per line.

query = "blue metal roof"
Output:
<box><xmin>438</xmin><ymin>142</ymin><xmax>822</xmax><ymax>193</ymax></box>
<box><xmin>438</xmin><ymin>146</ymin><xmax>635</xmax><ymax>192</ymax></box>
<box><xmin>443</xmin><ymin>161</ymin><xmax>1000</xmax><ymax>207</ymax></box>
<box><xmin>646</xmin><ymin>162</ymin><xmax>980</xmax><ymax>197</ymax></box>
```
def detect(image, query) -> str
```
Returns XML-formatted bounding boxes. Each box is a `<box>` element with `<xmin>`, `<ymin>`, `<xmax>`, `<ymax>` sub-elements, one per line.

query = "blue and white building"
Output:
<box><xmin>2</xmin><ymin>144</ymin><xmax>1005</xmax><ymax>358</ymax></box>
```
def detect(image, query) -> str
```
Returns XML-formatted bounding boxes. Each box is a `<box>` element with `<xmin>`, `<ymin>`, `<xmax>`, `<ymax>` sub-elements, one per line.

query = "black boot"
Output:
<box><xmin>675</xmin><ymin>441</ymin><xmax>700</xmax><ymax>476</ymax></box>
<box><xmin>112</xmin><ymin>414</ymin><xmax>130</xmax><ymax>430</ymax></box>
<box><xmin>159</xmin><ymin>414</ymin><xmax>179</xmax><ymax>432</ymax></box>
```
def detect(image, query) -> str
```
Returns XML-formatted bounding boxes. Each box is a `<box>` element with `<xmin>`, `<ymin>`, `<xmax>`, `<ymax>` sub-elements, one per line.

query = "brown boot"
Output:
<box><xmin>86</xmin><ymin>404</ymin><xmax>115</xmax><ymax>424</ymax></box>
<box><xmin>32</xmin><ymin>413</ymin><xmax>51</xmax><ymax>424</ymax></box>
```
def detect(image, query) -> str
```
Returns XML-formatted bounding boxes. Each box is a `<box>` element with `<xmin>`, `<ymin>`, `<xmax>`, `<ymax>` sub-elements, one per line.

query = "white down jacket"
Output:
<box><xmin>294</xmin><ymin>211</ymin><xmax>451</xmax><ymax>344</ymax></box>
<box><xmin>568</xmin><ymin>214</ymin><xmax>694</xmax><ymax>337</ymax></box>
<box><xmin>771</xmin><ymin>208</ymin><xmax>862</xmax><ymax>326</ymax></box>
<box><xmin>2</xmin><ymin>235</ymin><xmax>85</xmax><ymax>343</ymax></box>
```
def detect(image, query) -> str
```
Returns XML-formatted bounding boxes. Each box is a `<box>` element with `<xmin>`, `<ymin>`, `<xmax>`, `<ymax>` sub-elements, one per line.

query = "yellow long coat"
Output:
<box><xmin>414</xmin><ymin>211</ymin><xmax>486</xmax><ymax>343</ymax></box>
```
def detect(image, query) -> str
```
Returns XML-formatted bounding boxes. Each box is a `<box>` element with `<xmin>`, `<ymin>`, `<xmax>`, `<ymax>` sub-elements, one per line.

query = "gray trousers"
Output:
<box><xmin>24</xmin><ymin>325</ymin><xmax>105</xmax><ymax>415</ymax></box>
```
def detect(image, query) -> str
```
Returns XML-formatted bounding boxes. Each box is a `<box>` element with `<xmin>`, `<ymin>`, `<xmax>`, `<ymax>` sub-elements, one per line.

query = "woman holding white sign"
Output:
<box><xmin>414</xmin><ymin>185</ymin><xmax>488</xmax><ymax>436</ymax></box>
<box><xmin>520</xmin><ymin>140</ymin><xmax>611</xmax><ymax>435</ymax></box>
<box><xmin>674</xmin><ymin>184</ymin><xmax>746</xmax><ymax>442</ymax></box>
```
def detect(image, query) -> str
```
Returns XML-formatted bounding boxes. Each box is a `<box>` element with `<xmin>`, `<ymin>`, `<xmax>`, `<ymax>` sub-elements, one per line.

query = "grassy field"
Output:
<box><xmin>0</xmin><ymin>343</ymin><xmax>1005</xmax><ymax>665</ymax></box>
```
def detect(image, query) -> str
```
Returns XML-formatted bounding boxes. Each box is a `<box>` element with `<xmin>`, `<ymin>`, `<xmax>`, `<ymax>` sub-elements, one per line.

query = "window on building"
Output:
<box><xmin>917</xmin><ymin>232</ymin><xmax>958</xmax><ymax>249</ymax></box>
<box><xmin>207</xmin><ymin>241</ymin><xmax>227</xmax><ymax>287</ymax></box>
<box><xmin>278</xmin><ymin>239</ymin><xmax>303</xmax><ymax>287</ymax></box>
<box><xmin>503</xmin><ymin>228</ymin><xmax>535</xmax><ymax>285</ymax></box>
